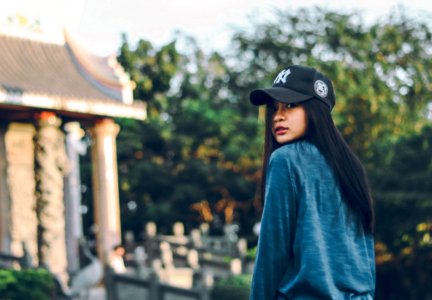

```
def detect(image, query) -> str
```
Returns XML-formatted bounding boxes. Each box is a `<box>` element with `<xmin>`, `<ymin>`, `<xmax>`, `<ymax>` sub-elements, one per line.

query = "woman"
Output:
<box><xmin>249</xmin><ymin>65</ymin><xmax>375</xmax><ymax>299</ymax></box>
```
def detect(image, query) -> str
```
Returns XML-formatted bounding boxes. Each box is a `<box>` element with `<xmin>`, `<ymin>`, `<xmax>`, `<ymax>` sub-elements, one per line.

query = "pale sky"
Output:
<box><xmin>1</xmin><ymin>0</ymin><xmax>431</xmax><ymax>55</ymax></box>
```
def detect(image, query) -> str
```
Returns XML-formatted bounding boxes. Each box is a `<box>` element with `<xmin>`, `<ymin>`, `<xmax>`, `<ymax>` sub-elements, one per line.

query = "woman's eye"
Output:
<box><xmin>268</xmin><ymin>104</ymin><xmax>277</xmax><ymax>111</ymax></box>
<box><xmin>269</xmin><ymin>102</ymin><xmax>298</xmax><ymax>112</ymax></box>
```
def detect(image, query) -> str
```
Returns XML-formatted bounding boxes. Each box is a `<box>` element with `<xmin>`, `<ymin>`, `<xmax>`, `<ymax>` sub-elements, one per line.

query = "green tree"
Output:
<box><xmin>373</xmin><ymin>125</ymin><xmax>432</xmax><ymax>254</ymax></box>
<box><xmin>112</xmin><ymin>34</ymin><xmax>262</xmax><ymax>236</ymax></box>
<box><xmin>115</xmin><ymin>34</ymin><xmax>181</xmax><ymax>234</ymax></box>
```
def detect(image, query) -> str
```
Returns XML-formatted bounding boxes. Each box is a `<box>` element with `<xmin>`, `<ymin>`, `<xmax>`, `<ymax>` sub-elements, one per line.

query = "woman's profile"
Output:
<box><xmin>249</xmin><ymin>65</ymin><xmax>375</xmax><ymax>299</ymax></box>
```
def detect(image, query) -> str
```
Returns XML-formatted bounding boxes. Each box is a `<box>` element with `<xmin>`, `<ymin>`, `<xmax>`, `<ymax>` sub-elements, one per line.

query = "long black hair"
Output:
<box><xmin>260</xmin><ymin>98</ymin><xmax>375</xmax><ymax>233</ymax></box>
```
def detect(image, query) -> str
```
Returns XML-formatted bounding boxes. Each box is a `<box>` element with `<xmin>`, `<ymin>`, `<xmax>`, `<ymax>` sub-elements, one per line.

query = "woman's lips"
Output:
<box><xmin>274</xmin><ymin>126</ymin><xmax>288</xmax><ymax>135</ymax></box>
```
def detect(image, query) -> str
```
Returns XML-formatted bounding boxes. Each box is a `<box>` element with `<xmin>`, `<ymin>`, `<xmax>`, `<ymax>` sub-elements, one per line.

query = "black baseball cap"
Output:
<box><xmin>249</xmin><ymin>65</ymin><xmax>336</xmax><ymax>111</ymax></box>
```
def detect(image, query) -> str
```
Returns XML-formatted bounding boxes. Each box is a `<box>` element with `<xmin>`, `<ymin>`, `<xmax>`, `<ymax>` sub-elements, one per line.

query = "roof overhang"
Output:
<box><xmin>0</xmin><ymin>89</ymin><xmax>146</xmax><ymax>120</ymax></box>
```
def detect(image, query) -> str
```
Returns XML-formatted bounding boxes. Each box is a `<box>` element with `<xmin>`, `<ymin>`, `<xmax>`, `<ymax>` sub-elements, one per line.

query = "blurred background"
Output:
<box><xmin>0</xmin><ymin>0</ymin><xmax>431</xmax><ymax>299</ymax></box>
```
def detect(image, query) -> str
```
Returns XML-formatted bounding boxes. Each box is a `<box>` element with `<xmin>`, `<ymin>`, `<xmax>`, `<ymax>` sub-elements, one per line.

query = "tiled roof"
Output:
<box><xmin>0</xmin><ymin>31</ymin><xmax>146</xmax><ymax>120</ymax></box>
<box><xmin>0</xmin><ymin>33</ymin><xmax>114</xmax><ymax>101</ymax></box>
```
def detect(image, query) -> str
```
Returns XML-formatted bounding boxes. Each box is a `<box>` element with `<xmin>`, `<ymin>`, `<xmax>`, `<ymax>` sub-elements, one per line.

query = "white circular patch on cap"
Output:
<box><xmin>314</xmin><ymin>80</ymin><xmax>328</xmax><ymax>98</ymax></box>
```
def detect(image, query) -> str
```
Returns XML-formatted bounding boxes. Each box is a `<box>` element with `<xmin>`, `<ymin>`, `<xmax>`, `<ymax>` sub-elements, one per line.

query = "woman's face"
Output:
<box><xmin>271</xmin><ymin>101</ymin><xmax>308</xmax><ymax>144</ymax></box>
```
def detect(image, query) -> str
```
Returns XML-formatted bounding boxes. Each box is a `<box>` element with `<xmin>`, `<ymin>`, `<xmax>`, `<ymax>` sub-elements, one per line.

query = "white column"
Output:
<box><xmin>64</xmin><ymin>122</ymin><xmax>87</xmax><ymax>273</ymax></box>
<box><xmin>90</xmin><ymin>118</ymin><xmax>121</xmax><ymax>264</ymax></box>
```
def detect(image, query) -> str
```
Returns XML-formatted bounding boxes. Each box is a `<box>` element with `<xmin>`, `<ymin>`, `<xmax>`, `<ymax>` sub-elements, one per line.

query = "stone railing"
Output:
<box><xmin>105</xmin><ymin>267</ymin><xmax>210</xmax><ymax>300</ymax></box>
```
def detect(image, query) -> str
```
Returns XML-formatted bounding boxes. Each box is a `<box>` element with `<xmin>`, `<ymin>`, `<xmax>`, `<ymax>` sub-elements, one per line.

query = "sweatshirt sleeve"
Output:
<box><xmin>250</xmin><ymin>151</ymin><xmax>297</xmax><ymax>300</ymax></box>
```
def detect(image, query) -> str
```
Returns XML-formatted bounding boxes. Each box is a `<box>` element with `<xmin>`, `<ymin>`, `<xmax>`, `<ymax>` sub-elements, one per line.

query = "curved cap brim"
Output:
<box><xmin>249</xmin><ymin>87</ymin><xmax>313</xmax><ymax>106</ymax></box>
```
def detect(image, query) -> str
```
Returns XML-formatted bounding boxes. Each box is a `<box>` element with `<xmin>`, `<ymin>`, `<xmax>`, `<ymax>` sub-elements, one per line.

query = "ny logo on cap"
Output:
<box><xmin>274</xmin><ymin>69</ymin><xmax>291</xmax><ymax>84</ymax></box>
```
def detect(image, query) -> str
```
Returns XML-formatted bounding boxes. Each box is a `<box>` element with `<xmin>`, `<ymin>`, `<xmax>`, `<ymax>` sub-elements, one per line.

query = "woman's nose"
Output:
<box><xmin>274</xmin><ymin>108</ymin><xmax>285</xmax><ymax>121</ymax></box>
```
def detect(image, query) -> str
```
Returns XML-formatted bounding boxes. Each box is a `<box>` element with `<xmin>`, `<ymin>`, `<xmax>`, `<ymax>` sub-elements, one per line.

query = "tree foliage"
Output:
<box><xmin>113</xmin><ymin>34</ymin><xmax>262</xmax><ymax>236</ymax></box>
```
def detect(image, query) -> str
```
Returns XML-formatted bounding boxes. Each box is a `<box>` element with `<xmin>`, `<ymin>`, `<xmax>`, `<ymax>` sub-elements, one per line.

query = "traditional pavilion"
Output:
<box><xmin>0</xmin><ymin>27</ymin><xmax>146</xmax><ymax>283</ymax></box>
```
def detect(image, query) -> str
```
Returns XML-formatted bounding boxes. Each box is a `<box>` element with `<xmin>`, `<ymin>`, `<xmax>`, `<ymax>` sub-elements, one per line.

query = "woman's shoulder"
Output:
<box><xmin>269</xmin><ymin>140</ymin><xmax>325</xmax><ymax>173</ymax></box>
<box><xmin>271</xmin><ymin>140</ymin><xmax>320</xmax><ymax>161</ymax></box>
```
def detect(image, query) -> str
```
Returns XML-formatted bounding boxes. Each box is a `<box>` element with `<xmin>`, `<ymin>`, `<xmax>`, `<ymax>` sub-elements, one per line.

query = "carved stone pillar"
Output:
<box><xmin>90</xmin><ymin>118</ymin><xmax>121</xmax><ymax>264</ymax></box>
<box><xmin>64</xmin><ymin>122</ymin><xmax>87</xmax><ymax>274</ymax></box>
<box><xmin>34</xmin><ymin>112</ymin><xmax>70</xmax><ymax>283</ymax></box>
<box><xmin>4</xmin><ymin>123</ymin><xmax>38</xmax><ymax>261</ymax></box>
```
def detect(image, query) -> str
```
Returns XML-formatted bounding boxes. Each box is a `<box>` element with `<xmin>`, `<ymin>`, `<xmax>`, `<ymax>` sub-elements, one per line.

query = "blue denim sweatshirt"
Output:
<box><xmin>250</xmin><ymin>140</ymin><xmax>375</xmax><ymax>300</ymax></box>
